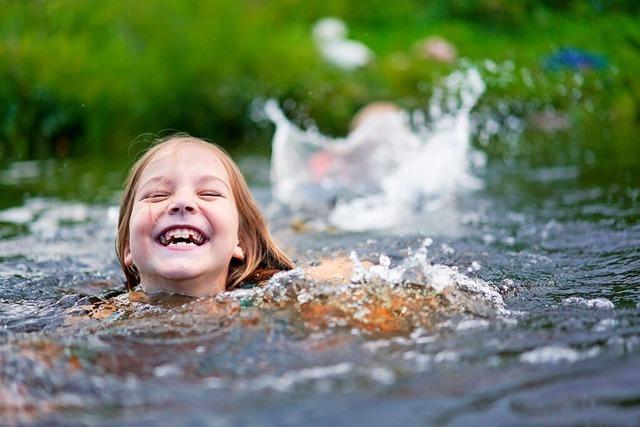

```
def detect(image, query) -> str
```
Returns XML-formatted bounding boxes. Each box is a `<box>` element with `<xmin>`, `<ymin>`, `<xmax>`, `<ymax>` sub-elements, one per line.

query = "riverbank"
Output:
<box><xmin>1</xmin><ymin>0</ymin><xmax>638</xmax><ymax>160</ymax></box>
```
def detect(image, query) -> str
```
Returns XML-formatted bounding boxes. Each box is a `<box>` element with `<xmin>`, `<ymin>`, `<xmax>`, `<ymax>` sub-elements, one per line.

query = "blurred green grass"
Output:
<box><xmin>0</xmin><ymin>0</ymin><xmax>638</xmax><ymax>160</ymax></box>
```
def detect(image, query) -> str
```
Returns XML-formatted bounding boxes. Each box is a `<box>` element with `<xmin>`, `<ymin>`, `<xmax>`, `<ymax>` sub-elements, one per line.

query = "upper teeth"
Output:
<box><xmin>159</xmin><ymin>228</ymin><xmax>206</xmax><ymax>246</ymax></box>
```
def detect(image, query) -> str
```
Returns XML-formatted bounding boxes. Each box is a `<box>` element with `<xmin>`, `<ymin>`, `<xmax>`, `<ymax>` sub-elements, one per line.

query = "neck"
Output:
<box><xmin>139</xmin><ymin>273</ymin><xmax>227</xmax><ymax>298</ymax></box>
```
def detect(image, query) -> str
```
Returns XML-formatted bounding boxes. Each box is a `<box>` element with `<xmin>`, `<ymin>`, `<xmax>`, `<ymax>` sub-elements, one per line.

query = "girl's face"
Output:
<box><xmin>124</xmin><ymin>141</ymin><xmax>244</xmax><ymax>297</ymax></box>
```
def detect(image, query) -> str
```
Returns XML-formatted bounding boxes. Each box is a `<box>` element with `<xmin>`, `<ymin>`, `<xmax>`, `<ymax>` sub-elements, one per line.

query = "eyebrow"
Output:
<box><xmin>138</xmin><ymin>176</ymin><xmax>173</xmax><ymax>191</ymax></box>
<box><xmin>196</xmin><ymin>175</ymin><xmax>230</xmax><ymax>188</ymax></box>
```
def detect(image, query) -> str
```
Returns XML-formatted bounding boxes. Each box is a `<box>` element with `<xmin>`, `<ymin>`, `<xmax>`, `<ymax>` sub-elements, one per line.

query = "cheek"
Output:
<box><xmin>212</xmin><ymin>202</ymin><xmax>240</xmax><ymax>230</ymax></box>
<box><xmin>129</xmin><ymin>206</ymin><xmax>158</xmax><ymax>245</ymax></box>
<box><xmin>229</xmin><ymin>206</ymin><xmax>241</xmax><ymax>232</ymax></box>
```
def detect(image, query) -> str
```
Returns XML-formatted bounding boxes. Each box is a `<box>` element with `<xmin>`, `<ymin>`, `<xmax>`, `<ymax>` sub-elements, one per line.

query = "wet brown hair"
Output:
<box><xmin>116</xmin><ymin>134</ymin><xmax>294</xmax><ymax>291</ymax></box>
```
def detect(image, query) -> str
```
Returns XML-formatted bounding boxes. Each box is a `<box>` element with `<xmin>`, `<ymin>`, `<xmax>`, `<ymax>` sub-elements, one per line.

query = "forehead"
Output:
<box><xmin>137</xmin><ymin>141</ymin><xmax>231</xmax><ymax>186</ymax></box>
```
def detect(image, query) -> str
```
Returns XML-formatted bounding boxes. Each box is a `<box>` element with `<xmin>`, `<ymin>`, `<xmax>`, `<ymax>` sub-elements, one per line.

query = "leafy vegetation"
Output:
<box><xmin>0</xmin><ymin>0</ymin><xmax>638</xmax><ymax>160</ymax></box>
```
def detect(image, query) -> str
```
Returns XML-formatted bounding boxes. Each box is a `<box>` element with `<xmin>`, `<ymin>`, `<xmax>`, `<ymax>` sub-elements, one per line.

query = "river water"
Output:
<box><xmin>1</xmin><ymin>73</ymin><xmax>640</xmax><ymax>425</ymax></box>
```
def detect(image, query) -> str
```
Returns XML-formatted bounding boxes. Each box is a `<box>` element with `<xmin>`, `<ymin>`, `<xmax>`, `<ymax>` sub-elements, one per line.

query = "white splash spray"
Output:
<box><xmin>265</xmin><ymin>68</ymin><xmax>486</xmax><ymax>231</ymax></box>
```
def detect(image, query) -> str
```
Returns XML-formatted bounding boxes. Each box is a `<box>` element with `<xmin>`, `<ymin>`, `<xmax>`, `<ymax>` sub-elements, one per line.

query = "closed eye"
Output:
<box><xmin>199</xmin><ymin>191</ymin><xmax>224</xmax><ymax>198</ymax></box>
<box><xmin>140</xmin><ymin>192</ymin><xmax>170</xmax><ymax>201</ymax></box>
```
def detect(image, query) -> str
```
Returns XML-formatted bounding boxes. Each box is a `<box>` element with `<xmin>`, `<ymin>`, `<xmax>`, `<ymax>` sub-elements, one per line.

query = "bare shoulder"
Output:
<box><xmin>303</xmin><ymin>255</ymin><xmax>371</xmax><ymax>284</ymax></box>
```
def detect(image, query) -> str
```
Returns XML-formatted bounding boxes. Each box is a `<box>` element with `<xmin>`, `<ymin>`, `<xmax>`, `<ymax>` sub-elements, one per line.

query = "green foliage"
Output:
<box><xmin>442</xmin><ymin>0</ymin><xmax>537</xmax><ymax>27</ymax></box>
<box><xmin>0</xmin><ymin>0</ymin><xmax>638</xmax><ymax>160</ymax></box>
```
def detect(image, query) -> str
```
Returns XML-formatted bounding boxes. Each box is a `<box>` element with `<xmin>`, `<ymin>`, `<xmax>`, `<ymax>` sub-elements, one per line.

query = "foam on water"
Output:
<box><xmin>519</xmin><ymin>345</ymin><xmax>600</xmax><ymax>364</ymax></box>
<box><xmin>246</xmin><ymin>362</ymin><xmax>354</xmax><ymax>393</ymax></box>
<box><xmin>0</xmin><ymin>198</ymin><xmax>114</xmax><ymax>237</ymax></box>
<box><xmin>562</xmin><ymin>297</ymin><xmax>615</xmax><ymax>310</ymax></box>
<box><xmin>265</xmin><ymin>68</ymin><xmax>486</xmax><ymax>231</ymax></box>
<box><xmin>222</xmin><ymin>238</ymin><xmax>507</xmax><ymax>330</ymax></box>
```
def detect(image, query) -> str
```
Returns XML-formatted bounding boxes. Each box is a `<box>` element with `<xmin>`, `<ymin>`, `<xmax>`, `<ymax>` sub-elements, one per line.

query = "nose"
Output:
<box><xmin>168</xmin><ymin>198</ymin><xmax>196</xmax><ymax>214</ymax></box>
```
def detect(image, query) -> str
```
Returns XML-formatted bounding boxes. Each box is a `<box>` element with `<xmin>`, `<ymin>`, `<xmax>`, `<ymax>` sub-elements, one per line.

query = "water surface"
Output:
<box><xmin>1</xmin><ymin>148</ymin><xmax>638</xmax><ymax>426</ymax></box>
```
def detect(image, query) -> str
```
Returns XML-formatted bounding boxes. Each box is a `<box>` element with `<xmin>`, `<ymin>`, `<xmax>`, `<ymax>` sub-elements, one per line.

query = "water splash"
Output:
<box><xmin>221</xmin><ymin>238</ymin><xmax>507</xmax><ymax>334</ymax></box>
<box><xmin>348</xmin><ymin>238</ymin><xmax>506</xmax><ymax>316</ymax></box>
<box><xmin>265</xmin><ymin>68</ymin><xmax>486</xmax><ymax>231</ymax></box>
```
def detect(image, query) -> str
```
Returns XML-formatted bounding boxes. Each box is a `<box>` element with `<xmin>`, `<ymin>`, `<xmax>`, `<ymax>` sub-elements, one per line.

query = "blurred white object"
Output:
<box><xmin>312</xmin><ymin>17</ymin><xmax>373</xmax><ymax>70</ymax></box>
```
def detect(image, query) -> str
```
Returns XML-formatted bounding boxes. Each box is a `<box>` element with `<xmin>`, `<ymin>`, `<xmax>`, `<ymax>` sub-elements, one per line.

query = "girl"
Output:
<box><xmin>116</xmin><ymin>134</ymin><xmax>294</xmax><ymax>297</ymax></box>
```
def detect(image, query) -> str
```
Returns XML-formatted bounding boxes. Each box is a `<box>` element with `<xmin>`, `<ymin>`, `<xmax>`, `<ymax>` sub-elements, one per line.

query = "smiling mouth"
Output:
<box><xmin>157</xmin><ymin>227</ymin><xmax>208</xmax><ymax>247</ymax></box>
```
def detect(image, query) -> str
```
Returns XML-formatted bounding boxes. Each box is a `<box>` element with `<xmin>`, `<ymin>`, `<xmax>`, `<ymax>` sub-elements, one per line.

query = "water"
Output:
<box><xmin>266</xmin><ymin>68</ymin><xmax>486</xmax><ymax>230</ymax></box>
<box><xmin>1</xmin><ymin>72</ymin><xmax>640</xmax><ymax>426</ymax></box>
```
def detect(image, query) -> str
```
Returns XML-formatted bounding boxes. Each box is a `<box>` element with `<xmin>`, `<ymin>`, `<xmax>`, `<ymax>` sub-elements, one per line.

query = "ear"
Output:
<box><xmin>232</xmin><ymin>241</ymin><xmax>245</xmax><ymax>260</ymax></box>
<box><xmin>124</xmin><ymin>246</ymin><xmax>133</xmax><ymax>267</ymax></box>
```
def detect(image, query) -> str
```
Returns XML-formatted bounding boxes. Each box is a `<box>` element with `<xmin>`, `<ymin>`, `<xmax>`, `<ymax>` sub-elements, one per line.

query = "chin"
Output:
<box><xmin>161</xmin><ymin>269</ymin><xmax>203</xmax><ymax>281</ymax></box>
<box><xmin>154</xmin><ymin>261</ymin><xmax>202</xmax><ymax>278</ymax></box>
